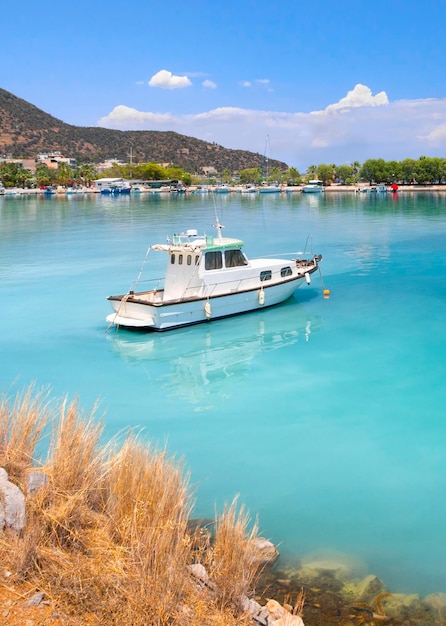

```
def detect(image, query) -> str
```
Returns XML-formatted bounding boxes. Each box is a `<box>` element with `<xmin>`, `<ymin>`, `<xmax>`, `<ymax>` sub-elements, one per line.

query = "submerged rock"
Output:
<box><xmin>297</xmin><ymin>552</ymin><xmax>365</xmax><ymax>583</ymax></box>
<box><xmin>250</xmin><ymin>537</ymin><xmax>279</xmax><ymax>564</ymax></box>
<box><xmin>424</xmin><ymin>593</ymin><xmax>446</xmax><ymax>621</ymax></box>
<box><xmin>343</xmin><ymin>574</ymin><xmax>385</xmax><ymax>603</ymax></box>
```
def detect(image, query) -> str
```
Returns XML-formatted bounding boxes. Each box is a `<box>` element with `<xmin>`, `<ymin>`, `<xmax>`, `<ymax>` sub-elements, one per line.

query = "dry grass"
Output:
<box><xmin>0</xmin><ymin>385</ymin><xmax>51</xmax><ymax>481</ymax></box>
<box><xmin>206</xmin><ymin>498</ymin><xmax>262</xmax><ymax>612</ymax></box>
<box><xmin>0</xmin><ymin>387</ymin><xmax>265</xmax><ymax>625</ymax></box>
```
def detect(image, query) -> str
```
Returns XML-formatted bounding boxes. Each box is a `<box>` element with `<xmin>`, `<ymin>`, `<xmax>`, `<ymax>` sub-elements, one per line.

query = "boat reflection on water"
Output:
<box><xmin>107</xmin><ymin>298</ymin><xmax>321</xmax><ymax>405</ymax></box>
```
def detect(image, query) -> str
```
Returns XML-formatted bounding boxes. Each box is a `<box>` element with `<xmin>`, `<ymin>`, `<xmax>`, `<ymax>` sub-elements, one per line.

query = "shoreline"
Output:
<box><xmin>2</xmin><ymin>183</ymin><xmax>446</xmax><ymax>196</ymax></box>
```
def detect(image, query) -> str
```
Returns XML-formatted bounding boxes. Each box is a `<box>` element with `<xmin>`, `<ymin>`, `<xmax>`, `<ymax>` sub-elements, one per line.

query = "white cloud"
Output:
<box><xmin>419</xmin><ymin>123</ymin><xmax>446</xmax><ymax>143</ymax></box>
<box><xmin>257</xmin><ymin>78</ymin><xmax>273</xmax><ymax>92</ymax></box>
<box><xmin>202</xmin><ymin>79</ymin><xmax>217</xmax><ymax>89</ymax></box>
<box><xmin>148</xmin><ymin>69</ymin><xmax>192</xmax><ymax>90</ymax></box>
<box><xmin>97</xmin><ymin>85</ymin><xmax>446</xmax><ymax>169</ymax></box>
<box><xmin>97</xmin><ymin>105</ymin><xmax>178</xmax><ymax>128</ymax></box>
<box><xmin>320</xmin><ymin>83</ymin><xmax>389</xmax><ymax>113</ymax></box>
<box><xmin>240</xmin><ymin>78</ymin><xmax>272</xmax><ymax>90</ymax></box>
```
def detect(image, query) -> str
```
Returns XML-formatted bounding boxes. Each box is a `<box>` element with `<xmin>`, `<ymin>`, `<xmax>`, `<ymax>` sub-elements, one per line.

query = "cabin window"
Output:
<box><xmin>170</xmin><ymin>253</ymin><xmax>175</xmax><ymax>264</ymax></box>
<box><xmin>187</xmin><ymin>254</ymin><xmax>192</xmax><ymax>265</ymax></box>
<box><xmin>179</xmin><ymin>254</ymin><xmax>183</xmax><ymax>265</ymax></box>
<box><xmin>205</xmin><ymin>251</ymin><xmax>223</xmax><ymax>270</ymax></box>
<box><xmin>195</xmin><ymin>255</ymin><xmax>200</xmax><ymax>265</ymax></box>
<box><xmin>225</xmin><ymin>249</ymin><xmax>248</xmax><ymax>268</ymax></box>
<box><xmin>281</xmin><ymin>266</ymin><xmax>292</xmax><ymax>277</ymax></box>
<box><xmin>260</xmin><ymin>270</ymin><xmax>272</xmax><ymax>281</ymax></box>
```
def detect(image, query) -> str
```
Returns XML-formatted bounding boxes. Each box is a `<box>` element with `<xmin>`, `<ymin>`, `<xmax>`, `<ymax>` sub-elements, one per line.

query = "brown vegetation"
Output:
<box><xmin>0</xmin><ymin>387</ymin><xmax>264</xmax><ymax>625</ymax></box>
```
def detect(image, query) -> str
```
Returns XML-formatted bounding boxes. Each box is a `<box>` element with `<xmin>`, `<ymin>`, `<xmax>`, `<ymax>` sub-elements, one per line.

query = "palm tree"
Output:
<box><xmin>76</xmin><ymin>162</ymin><xmax>97</xmax><ymax>187</ymax></box>
<box><xmin>306</xmin><ymin>165</ymin><xmax>317</xmax><ymax>180</ymax></box>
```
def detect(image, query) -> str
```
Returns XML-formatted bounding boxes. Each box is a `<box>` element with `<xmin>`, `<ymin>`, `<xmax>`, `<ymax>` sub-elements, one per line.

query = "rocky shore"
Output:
<box><xmin>257</xmin><ymin>556</ymin><xmax>446</xmax><ymax>625</ymax></box>
<box><xmin>2</xmin><ymin>467</ymin><xmax>446</xmax><ymax>625</ymax></box>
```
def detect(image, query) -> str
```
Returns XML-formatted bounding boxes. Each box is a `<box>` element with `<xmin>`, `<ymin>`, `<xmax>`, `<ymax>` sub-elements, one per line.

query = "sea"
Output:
<box><xmin>1</xmin><ymin>189</ymin><xmax>445</xmax><ymax>597</ymax></box>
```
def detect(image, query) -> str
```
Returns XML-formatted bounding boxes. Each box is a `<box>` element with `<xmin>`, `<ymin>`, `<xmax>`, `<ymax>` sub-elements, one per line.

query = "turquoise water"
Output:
<box><xmin>1</xmin><ymin>190</ymin><xmax>446</xmax><ymax>595</ymax></box>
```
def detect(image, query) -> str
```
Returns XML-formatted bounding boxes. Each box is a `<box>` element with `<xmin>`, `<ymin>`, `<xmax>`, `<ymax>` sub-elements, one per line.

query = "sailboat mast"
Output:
<box><xmin>261</xmin><ymin>135</ymin><xmax>270</xmax><ymax>183</ymax></box>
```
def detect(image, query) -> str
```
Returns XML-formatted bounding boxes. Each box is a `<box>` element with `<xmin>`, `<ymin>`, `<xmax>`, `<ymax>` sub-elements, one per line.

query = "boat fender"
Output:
<box><xmin>305</xmin><ymin>273</ymin><xmax>311</xmax><ymax>285</ymax></box>
<box><xmin>258</xmin><ymin>289</ymin><xmax>265</xmax><ymax>306</ymax></box>
<box><xmin>204</xmin><ymin>301</ymin><xmax>212</xmax><ymax>319</ymax></box>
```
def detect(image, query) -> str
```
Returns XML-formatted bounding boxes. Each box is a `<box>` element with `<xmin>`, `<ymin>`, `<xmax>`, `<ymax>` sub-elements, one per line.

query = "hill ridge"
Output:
<box><xmin>0</xmin><ymin>88</ymin><xmax>288</xmax><ymax>171</ymax></box>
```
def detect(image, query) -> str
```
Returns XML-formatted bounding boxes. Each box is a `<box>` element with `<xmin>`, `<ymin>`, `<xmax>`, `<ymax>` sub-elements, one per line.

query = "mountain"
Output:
<box><xmin>0</xmin><ymin>88</ymin><xmax>288</xmax><ymax>172</ymax></box>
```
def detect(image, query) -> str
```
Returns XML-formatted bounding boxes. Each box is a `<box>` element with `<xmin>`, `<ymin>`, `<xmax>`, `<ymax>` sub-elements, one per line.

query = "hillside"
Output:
<box><xmin>0</xmin><ymin>88</ymin><xmax>288</xmax><ymax>172</ymax></box>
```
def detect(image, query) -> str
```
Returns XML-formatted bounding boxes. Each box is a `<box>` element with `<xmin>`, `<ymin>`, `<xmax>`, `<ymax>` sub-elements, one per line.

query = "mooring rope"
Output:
<box><xmin>105</xmin><ymin>292</ymin><xmax>131</xmax><ymax>333</ymax></box>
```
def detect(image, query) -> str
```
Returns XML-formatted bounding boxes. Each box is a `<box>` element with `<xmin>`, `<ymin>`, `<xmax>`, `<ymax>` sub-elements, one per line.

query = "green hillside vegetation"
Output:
<box><xmin>0</xmin><ymin>88</ymin><xmax>287</xmax><ymax>173</ymax></box>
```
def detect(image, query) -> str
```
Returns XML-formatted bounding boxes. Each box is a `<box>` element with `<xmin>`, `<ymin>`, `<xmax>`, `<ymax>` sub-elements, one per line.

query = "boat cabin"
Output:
<box><xmin>158</xmin><ymin>230</ymin><xmax>249</xmax><ymax>300</ymax></box>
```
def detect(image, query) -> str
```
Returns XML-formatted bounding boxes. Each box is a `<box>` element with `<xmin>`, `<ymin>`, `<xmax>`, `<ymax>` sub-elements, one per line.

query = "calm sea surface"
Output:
<box><xmin>1</xmin><ymin>190</ymin><xmax>446</xmax><ymax>595</ymax></box>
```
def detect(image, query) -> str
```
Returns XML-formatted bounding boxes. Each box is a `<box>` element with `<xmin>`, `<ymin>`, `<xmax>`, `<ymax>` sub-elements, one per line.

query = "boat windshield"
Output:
<box><xmin>205</xmin><ymin>251</ymin><xmax>223</xmax><ymax>270</ymax></box>
<box><xmin>225</xmin><ymin>249</ymin><xmax>248</xmax><ymax>267</ymax></box>
<box><xmin>205</xmin><ymin>249</ymin><xmax>248</xmax><ymax>270</ymax></box>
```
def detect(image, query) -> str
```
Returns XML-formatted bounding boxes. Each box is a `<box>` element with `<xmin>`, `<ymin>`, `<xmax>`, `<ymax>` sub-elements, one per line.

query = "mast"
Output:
<box><xmin>260</xmin><ymin>135</ymin><xmax>270</xmax><ymax>184</ymax></box>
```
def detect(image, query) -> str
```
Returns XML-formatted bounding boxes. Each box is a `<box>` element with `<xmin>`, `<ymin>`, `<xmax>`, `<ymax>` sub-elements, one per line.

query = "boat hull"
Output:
<box><xmin>107</xmin><ymin>271</ymin><xmax>316</xmax><ymax>331</ymax></box>
<box><xmin>302</xmin><ymin>187</ymin><xmax>324</xmax><ymax>193</ymax></box>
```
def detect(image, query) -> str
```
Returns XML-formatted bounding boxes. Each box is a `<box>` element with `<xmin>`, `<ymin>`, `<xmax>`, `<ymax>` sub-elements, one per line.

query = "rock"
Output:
<box><xmin>25</xmin><ymin>592</ymin><xmax>45</xmax><ymax>606</ymax></box>
<box><xmin>25</xmin><ymin>471</ymin><xmax>49</xmax><ymax>496</ymax></box>
<box><xmin>241</xmin><ymin>596</ymin><xmax>268</xmax><ymax>625</ymax></box>
<box><xmin>298</xmin><ymin>552</ymin><xmax>364</xmax><ymax>583</ymax></box>
<box><xmin>0</xmin><ymin>500</ymin><xmax>5</xmax><ymax>531</ymax></box>
<box><xmin>188</xmin><ymin>563</ymin><xmax>209</xmax><ymax>584</ymax></box>
<box><xmin>424</xmin><ymin>593</ymin><xmax>446</xmax><ymax>621</ymax></box>
<box><xmin>187</xmin><ymin>563</ymin><xmax>216</xmax><ymax>590</ymax></box>
<box><xmin>380</xmin><ymin>592</ymin><xmax>421</xmax><ymax>618</ymax></box>
<box><xmin>0</xmin><ymin>467</ymin><xmax>26</xmax><ymax>533</ymax></box>
<box><xmin>356</xmin><ymin>574</ymin><xmax>386</xmax><ymax>602</ymax></box>
<box><xmin>250</xmin><ymin>537</ymin><xmax>279</xmax><ymax>564</ymax></box>
<box><xmin>266</xmin><ymin>599</ymin><xmax>305</xmax><ymax>625</ymax></box>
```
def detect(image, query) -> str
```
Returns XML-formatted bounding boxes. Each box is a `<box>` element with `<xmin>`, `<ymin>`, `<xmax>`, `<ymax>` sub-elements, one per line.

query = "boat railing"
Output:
<box><xmin>132</xmin><ymin>277</ymin><xmax>165</xmax><ymax>292</ymax></box>
<box><xmin>170</xmin><ymin>231</ymin><xmax>209</xmax><ymax>247</ymax></box>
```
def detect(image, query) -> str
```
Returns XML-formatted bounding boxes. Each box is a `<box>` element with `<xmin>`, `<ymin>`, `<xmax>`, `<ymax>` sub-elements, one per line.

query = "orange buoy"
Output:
<box><xmin>323</xmin><ymin>289</ymin><xmax>330</xmax><ymax>298</ymax></box>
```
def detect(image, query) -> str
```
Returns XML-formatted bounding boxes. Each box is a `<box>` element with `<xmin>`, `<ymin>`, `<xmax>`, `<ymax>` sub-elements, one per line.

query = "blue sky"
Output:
<box><xmin>3</xmin><ymin>0</ymin><xmax>446</xmax><ymax>170</ymax></box>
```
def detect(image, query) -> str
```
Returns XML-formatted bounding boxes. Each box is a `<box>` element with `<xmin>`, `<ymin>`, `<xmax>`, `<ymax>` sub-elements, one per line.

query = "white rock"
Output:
<box><xmin>240</xmin><ymin>596</ymin><xmax>268</xmax><ymax>625</ymax></box>
<box><xmin>188</xmin><ymin>563</ymin><xmax>209</xmax><ymax>583</ymax></box>
<box><xmin>266</xmin><ymin>599</ymin><xmax>305</xmax><ymax>625</ymax></box>
<box><xmin>0</xmin><ymin>468</ymin><xmax>26</xmax><ymax>533</ymax></box>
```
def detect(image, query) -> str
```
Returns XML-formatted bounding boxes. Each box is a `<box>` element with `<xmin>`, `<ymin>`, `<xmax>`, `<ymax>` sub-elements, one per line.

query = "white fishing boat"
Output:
<box><xmin>240</xmin><ymin>185</ymin><xmax>258</xmax><ymax>194</ymax></box>
<box><xmin>259</xmin><ymin>183</ymin><xmax>281</xmax><ymax>194</ymax></box>
<box><xmin>302</xmin><ymin>180</ymin><xmax>325</xmax><ymax>193</ymax></box>
<box><xmin>106</xmin><ymin>220</ymin><xmax>322</xmax><ymax>331</ymax></box>
<box><xmin>213</xmin><ymin>184</ymin><xmax>231</xmax><ymax>193</ymax></box>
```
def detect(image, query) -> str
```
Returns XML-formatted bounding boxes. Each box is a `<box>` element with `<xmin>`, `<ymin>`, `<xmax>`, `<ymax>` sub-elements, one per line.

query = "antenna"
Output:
<box><xmin>212</xmin><ymin>197</ymin><xmax>224</xmax><ymax>241</ymax></box>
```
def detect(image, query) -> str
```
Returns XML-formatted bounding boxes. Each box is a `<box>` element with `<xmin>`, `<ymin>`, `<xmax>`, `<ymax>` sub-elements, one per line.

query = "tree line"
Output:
<box><xmin>304</xmin><ymin>156</ymin><xmax>446</xmax><ymax>186</ymax></box>
<box><xmin>1</xmin><ymin>155</ymin><xmax>446</xmax><ymax>189</ymax></box>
